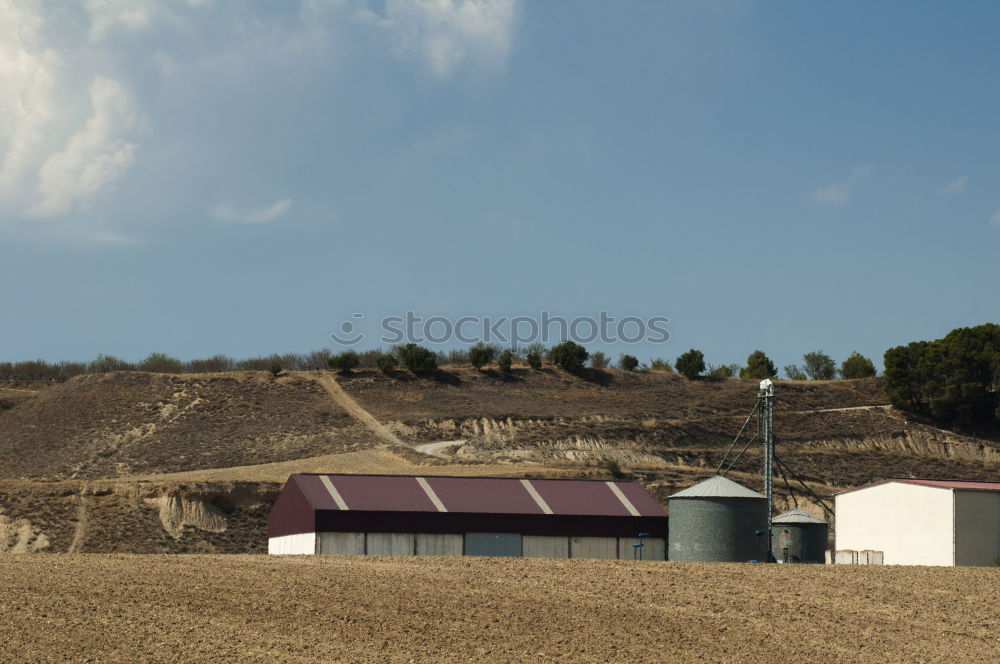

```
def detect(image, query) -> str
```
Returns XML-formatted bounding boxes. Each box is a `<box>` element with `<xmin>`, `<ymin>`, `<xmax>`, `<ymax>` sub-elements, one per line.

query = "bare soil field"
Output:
<box><xmin>1</xmin><ymin>555</ymin><xmax>998</xmax><ymax>663</ymax></box>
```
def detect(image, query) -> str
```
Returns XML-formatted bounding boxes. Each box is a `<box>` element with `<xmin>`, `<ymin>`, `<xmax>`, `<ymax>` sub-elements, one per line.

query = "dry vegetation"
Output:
<box><xmin>1</xmin><ymin>367</ymin><xmax>999</xmax><ymax>553</ymax></box>
<box><xmin>1</xmin><ymin>554</ymin><xmax>998</xmax><ymax>663</ymax></box>
<box><xmin>3</xmin><ymin>366</ymin><xmax>1000</xmax><ymax>661</ymax></box>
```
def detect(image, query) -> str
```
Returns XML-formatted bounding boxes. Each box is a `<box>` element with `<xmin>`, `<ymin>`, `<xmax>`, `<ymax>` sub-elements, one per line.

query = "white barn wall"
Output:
<box><xmin>523</xmin><ymin>535</ymin><xmax>569</xmax><ymax>558</ymax></box>
<box><xmin>268</xmin><ymin>532</ymin><xmax>316</xmax><ymax>555</ymax></box>
<box><xmin>367</xmin><ymin>533</ymin><xmax>415</xmax><ymax>556</ymax></box>
<box><xmin>415</xmin><ymin>533</ymin><xmax>463</xmax><ymax>556</ymax></box>
<box><xmin>570</xmin><ymin>536</ymin><xmax>618</xmax><ymax>559</ymax></box>
<box><xmin>618</xmin><ymin>537</ymin><xmax>666</xmax><ymax>561</ymax></box>
<box><xmin>835</xmin><ymin>482</ymin><xmax>954</xmax><ymax>566</ymax></box>
<box><xmin>318</xmin><ymin>532</ymin><xmax>364</xmax><ymax>555</ymax></box>
<box><xmin>954</xmin><ymin>491</ymin><xmax>1000</xmax><ymax>566</ymax></box>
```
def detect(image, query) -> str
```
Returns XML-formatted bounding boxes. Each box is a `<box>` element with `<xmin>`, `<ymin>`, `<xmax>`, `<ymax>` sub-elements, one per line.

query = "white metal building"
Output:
<box><xmin>835</xmin><ymin>478</ymin><xmax>1000</xmax><ymax>566</ymax></box>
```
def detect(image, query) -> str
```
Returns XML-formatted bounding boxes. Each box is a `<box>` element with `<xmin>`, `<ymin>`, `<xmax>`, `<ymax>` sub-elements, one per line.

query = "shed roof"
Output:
<box><xmin>669</xmin><ymin>475</ymin><xmax>765</xmax><ymax>500</ymax></box>
<box><xmin>835</xmin><ymin>478</ymin><xmax>1000</xmax><ymax>496</ymax></box>
<box><xmin>284</xmin><ymin>473</ymin><xmax>664</xmax><ymax>516</ymax></box>
<box><xmin>267</xmin><ymin>473</ymin><xmax>667</xmax><ymax>539</ymax></box>
<box><xmin>772</xmin><ymin>508</ymin><xmax>826</xmax><ymax>524</ymax></box>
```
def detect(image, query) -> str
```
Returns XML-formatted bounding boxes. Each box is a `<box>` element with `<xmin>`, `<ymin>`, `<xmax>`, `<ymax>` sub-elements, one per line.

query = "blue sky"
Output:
<box><xmin>1</xmin><ymin>0</ymin><xmax>998</xmax><ymax>372</ymax></box>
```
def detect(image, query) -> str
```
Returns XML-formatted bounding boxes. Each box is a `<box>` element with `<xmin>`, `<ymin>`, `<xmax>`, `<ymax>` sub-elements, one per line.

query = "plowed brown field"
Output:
<box><xmin>1</xmin><ymin>555</ymin><xmax>998</xmax><ymax>663</ymax></box>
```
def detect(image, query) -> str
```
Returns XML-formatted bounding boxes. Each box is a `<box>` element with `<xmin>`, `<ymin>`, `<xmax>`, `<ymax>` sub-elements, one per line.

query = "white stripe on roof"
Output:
<box><xmin>416</xmin><ymin>477</ymin><xmax>448</xmax><ymax>513</ymax></box>
<box><xmin>606</xmin><ymin>481</ymin><xmax>641</xmax><ymax>517</ymax></box>
<box><xmin>520</xmin><ymin>479</ymin><xmax>553</xmax><ymax>514</ymax></box>
<box><xmin>319</xmin><ymin>475</ymin><xmax>349</xmax><ymax>511</ymax></box>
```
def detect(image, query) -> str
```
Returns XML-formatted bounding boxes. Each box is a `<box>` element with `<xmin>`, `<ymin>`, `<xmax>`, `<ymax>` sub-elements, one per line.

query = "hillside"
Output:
<box><xmin>1</xmin><ymin>367</ymin><xmax>999</xmax><ymax>553</ymax></box>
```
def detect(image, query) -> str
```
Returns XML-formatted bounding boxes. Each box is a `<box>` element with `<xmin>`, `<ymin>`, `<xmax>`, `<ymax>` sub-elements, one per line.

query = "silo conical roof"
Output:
<box><xmin>669</xmin><ymin>475</ymin><xmax>765</xmax><ymax>499</ymax></box>
<box><xmin>772</xmin><ymin>508</ymin><xmax>826</xmax><ymax>524</ymax></box>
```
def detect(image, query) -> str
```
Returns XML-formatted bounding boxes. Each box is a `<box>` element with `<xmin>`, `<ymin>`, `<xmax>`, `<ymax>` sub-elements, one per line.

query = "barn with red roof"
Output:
<box><xmin>835</xmin><ymin>478</ymin><xmax>1000</xmax><ymax>566</ymax></box>
<box><xmin>267</xmin><ymin>474</ymin><xmax>667</xmax><ymax>559</ymax></box>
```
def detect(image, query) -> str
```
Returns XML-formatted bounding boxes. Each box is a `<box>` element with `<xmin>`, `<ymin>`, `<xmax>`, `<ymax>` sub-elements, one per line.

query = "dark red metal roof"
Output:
<box><xmin>287</xmin><ymin>474</ymin><xmax>664</xmax><ymax>516</ymax></box>
<box><xmin>835</xmin><ymin>477</ymin><xmax>1000</xmax><ymax>496</ymax></box>
<box><xmin>267</xmin><ymin>473</ymin><xmax>667</xmax><ymax>539</ymax></box>
<box><xmin>425</xmin><ymin>477</ymin><xmax>543</xmax><ymax>514</ymax></box>
<box><xmin>330</xmin><ymin>475</ymin><xmax>438</xmax><ymax>512</ymax></box>
<box><xmin>894</xmin><ymin>478</ymin><xmax>1000</xmax><ymax>491</ymax></box>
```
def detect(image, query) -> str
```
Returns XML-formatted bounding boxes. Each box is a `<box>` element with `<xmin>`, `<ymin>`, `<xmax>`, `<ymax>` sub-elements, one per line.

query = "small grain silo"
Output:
<box><xmin>770</xmin><ymin>508</ymin><xmax>827</xmax><ymax>563</ymax></box>
<box><xmin>668</xmin><ymin>476</ymin><xmax>768</xmax><ymax>562</ymax></box>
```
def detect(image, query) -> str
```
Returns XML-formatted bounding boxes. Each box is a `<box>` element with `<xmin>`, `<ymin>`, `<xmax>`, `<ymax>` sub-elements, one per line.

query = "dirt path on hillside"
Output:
<box><xmin>414</xmin><ymin>440</ymin><xmax>466</xmax><ymax>457</ymax></box>
<box><xmin>67</xmin><ymin>491</ymin><xmax>90</xmax><ymax>553</ymax></box>
<box><xmin>790</xmin><ymin>404</ymin><xmax>891</xmax><ymax>415</ymax></box>
<box><xmin>315</xmin><ymin>374</ymin><xmax>405</xmax><ymax>447</ymax></box>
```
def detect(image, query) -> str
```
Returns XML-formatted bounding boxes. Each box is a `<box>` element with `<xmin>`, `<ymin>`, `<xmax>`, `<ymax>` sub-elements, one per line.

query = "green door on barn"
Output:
<box><xmin>463</xmin><ymin>533</ymin><xmax>522</xmax><ymax>557</ymax></box>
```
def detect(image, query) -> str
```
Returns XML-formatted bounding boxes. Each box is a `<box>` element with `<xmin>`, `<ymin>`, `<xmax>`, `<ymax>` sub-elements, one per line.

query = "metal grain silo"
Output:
<box><xmin>770</xmin><ymin>508</ymin><xmax>828</xmax><ymax>564</ymax></box>
<box><xmin>668</xmin><ymin>476</ymin><xmax>768</xmax><ymax>562</ymax></box>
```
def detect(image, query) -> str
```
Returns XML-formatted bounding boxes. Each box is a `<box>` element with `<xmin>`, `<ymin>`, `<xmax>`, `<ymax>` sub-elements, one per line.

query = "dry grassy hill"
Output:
<box><xmin>1</xmin><ymin>366</ymin><xmax>999</xmax><ymax>553</ymax></box>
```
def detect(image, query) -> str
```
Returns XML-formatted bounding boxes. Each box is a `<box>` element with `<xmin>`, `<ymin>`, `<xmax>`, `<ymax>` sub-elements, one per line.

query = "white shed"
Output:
<box><xmin>835</xmin><ymin>478</ymin><xmax>1000</xmax><ymax>566</ymax></box>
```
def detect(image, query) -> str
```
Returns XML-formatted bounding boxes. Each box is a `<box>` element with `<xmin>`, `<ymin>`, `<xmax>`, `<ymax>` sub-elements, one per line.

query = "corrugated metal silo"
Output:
<box><xmin>668</xmin><ymin>476</ymin><xmax>768</xmax><ymax>562</ymax></box>
<box><xmin>771</xmin><ymin>508</ymin><xmax>828</xmax><ymax>564</ymax></box>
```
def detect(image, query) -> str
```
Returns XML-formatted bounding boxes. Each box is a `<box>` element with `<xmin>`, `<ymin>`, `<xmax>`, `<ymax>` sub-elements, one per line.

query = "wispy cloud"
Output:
<box><xmin>210</xmin><ymin>198</ymin><xmax>293</xmax><ymax>224</ymax></box>
<box><xmin>990</xmin><ymin>209</ymin><xmax>1000</xmax><ymax>227</ymax></box>
<box><xmin>807</xmin><ymin>165</ymin><xmax>875</xmax><ymax>205</ymax></box>
<box><xmin>941</xmin><ymin>175</ymin><xmax>969</xmax><ymax>196</ymax></box>
<box><xmin>357</xmin><ymin>0</ymin><xmax>520</xmax><ymax>78</ymax></box>
<box><xmin>25</xmin><ymin>78</ymin><xmax>141</xmax><ymax>219</ymax></box>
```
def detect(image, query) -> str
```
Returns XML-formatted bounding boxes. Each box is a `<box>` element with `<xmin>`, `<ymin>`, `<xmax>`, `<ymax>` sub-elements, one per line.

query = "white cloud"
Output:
<box><xmin>807</xmin><ymin>165</ymin><xmax>875</xmax><ymax>205</ymax></box>
<box><xmin>990</xmin><ymin>210</ymin><xmax>1000</xmax><ymax>227</ymax></box>
<box><xmin>0</xmin><ymin>2</ymin><xmax>60</xmax><ymax>205</ymax></box>
<box><xmin>85</xmin><ymin>0</ymin><xmax>159</xmax><ymax>41</ymax></box>
<box><xmin>358</xmin><ymin>0</ymin><xmax>520</xmax><ymax>78</ymax></box>
<box><xmin>941</xmin><ymin>175</ymin><xmax>968</xmax><ymax>196</ymax></box>
<box><xmin>210</xmin><ymin>198</ymin><xmax>294</xmax><ymax>224</ymax></box>
<box><xmin>25</xmin><ymin>77</ymin><xmax>140</xmax><ymax>218</ymax></box>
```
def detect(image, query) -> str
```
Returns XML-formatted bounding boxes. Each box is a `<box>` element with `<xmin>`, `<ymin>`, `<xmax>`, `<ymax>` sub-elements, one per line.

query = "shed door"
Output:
<box><xmin>464</xmin><ymin>533</ymin><xmax>522</xmax><ymax>557</ymax></box>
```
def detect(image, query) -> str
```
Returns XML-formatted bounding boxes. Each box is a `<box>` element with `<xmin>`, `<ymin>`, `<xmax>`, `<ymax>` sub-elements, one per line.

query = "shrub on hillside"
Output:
<box><xmin>524</xmin><ymin>343</ymin><xmax>545</xmax><ymax>369</ymax></box>
<box><xmin>841</xmin><ymin>351</ymin><xmax>877</xmax><ymax>379</ymax></box>
<box><xmin>375</xmin><ymin>352</ymin><xmax>396</xmax><ymax>373</ymax></box>
<box><xmin>649</xmin><ymin>357</ymin><xmax>673</xmax><ymax>373</ymax></box>
<box><xmin>589</xmin><ymin>351</ymin><xmax>609</xmax><ymax>370</ymax></box>
<box><xmin>304</xmin><ymin>349</ymin><xmax>333</xmax><ymax>370</ymax></box>
<box><xmin>549</xmin><ymin>341</ymin><xmax>589</xmax><ymax>372</ymax></box>
<box><xmin>674</xmin><ymin>349</ymin><xmax>705</xmax><ymax>379</ymax></box>
<box><xmin>396</xmin><ymin>344</ymin><xmax>438</xmax><ymax>374</ymax></box>
<box><xmin>602</xmin><ymin>458</ymin><xmax>627</xmax><ymax>479</ymax></box>
<box><xmin>784</xmin><ymin>364</ymin><xmax>807</xmax><ymax>381</ymax></box>
<box><xmin>619</xmin><ymin>354</ymin><xmax>639</xmax><ymax>372</ymax></box>
<box><xmin>707</xmin><ymin>363</ymin><xmax>738</xmax><ymax>379</ymax></box>
<box><xmin>89</xmin><ymin>355</ymin><xmax>134</xmax><ymax>374</ymax></box>
<box><xmin>739</xmin><ymin>350</ymin><xmax>777</xmax><ymax>380</ymax></box>
<box><xmin>188</xmin><ymin>355</ymin><xmax>236</xmax><ymax>373</ymax></box>
<box><xmin>803</xmin><ymin>350</ymin><xmax>837</xmax><ymax>380</ymax></box>
<box><xmin>328</xmin><ymin>350</ymin><xmax>360</xmax><ymax>374</ymax></box>
<box><xmin>269</xmin><ymin>362</ymin><xmax>282</xmax><ymax>378</ymax></box>
<box><xmin>498</xmin><ymin>349</ymin><xmax>514</xmax><ymax>373</ymax></box>
<box><xmin>439</xmin><ymin>349</ymin><xmax>470</xmax><ymax>366</ymax></box>
<box><xmin>469</xmin><ymin>343</ymin><xmax>496</xmax><ymax>370</ymax></box>
<box><xmin>140</xmin><ymin>352</ymin><xmax>185</xmax><ymax>374</ymax></box>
